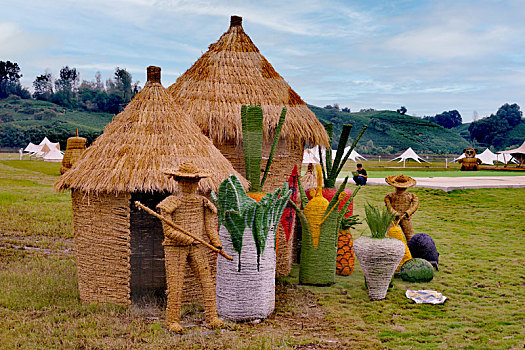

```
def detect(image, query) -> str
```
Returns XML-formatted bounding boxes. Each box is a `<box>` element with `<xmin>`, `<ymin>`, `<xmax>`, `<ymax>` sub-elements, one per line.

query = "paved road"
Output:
<box><xmin>340</xmin><ymin>176</ymin><xmax>525</xmax><ymax>192</ymax></box>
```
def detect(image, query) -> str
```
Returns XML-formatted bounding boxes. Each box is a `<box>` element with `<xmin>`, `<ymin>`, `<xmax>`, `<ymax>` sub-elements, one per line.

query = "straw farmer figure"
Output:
<box><xmin>384</xmin><ymin>175</ymin><xmax>419</xmax><ymax>242</ymax></box>
<box><xmin>157</xmin><ymin>162</ymin><xmax>223</xmax><ymax>333</ymax></box>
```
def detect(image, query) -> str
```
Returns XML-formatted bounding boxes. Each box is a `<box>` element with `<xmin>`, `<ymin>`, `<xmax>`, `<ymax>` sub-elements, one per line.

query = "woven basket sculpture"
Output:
<box><xmin>212</xmin><ymin>175</ymin><xmax>291</xmax><ymax>321</ymax></box>
<box><xmin>354</xmin><ymin>237</ymin><xmax>405</xmax><ymax>300</ymax></box>
<box><xmin>353</xmin><ymin>205</ymin><xmax>405</xmax><ymax>300</ymax></box>
<box><xmin>408</xmin><ymin>233</ymin><xmax>439</xmax><ymax>270</ymax></box>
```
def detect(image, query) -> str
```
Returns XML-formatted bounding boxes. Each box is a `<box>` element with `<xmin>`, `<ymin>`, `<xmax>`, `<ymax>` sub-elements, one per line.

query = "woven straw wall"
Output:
<box><xmin>72</xmin><ymin>190</ymin><xmax>131</xmax><ymax>305</ymax></box>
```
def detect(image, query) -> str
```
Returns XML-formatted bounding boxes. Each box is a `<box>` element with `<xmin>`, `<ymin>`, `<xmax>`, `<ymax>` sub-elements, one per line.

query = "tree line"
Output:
<box><xmin>0</xmin><ymin>60</ymin><xmax>140</xmax><ymax>114</ymax></box>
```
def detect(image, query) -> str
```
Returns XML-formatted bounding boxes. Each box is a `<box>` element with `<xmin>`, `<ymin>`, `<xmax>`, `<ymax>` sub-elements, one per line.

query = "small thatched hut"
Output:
<box><xmin>168</xmin><ymin>16</ymin><xmax>329</xmax><ymax>275</ymax></box>
<box><xmin>56</xmin><ymin>66</ymin><xmax>248</xmax><ymax>305</ymax></box>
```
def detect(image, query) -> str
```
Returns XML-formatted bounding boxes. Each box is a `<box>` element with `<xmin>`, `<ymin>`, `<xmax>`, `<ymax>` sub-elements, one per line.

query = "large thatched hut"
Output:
<box><xmin>168</xmin><ymin>16</ymin><xmax>329</xmax><ymax>275</ymax></box>
<box><xmin>56</xmin><ymin>66</ymin><xmax>248</xmax><ymax>305</ymax></box>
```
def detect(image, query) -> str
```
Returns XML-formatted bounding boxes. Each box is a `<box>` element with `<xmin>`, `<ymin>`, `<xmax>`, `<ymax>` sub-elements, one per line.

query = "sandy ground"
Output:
<box><xmin>345</xmin><ymin>176</ymin><xmax>525</xmax><ymax>192</ymax></box>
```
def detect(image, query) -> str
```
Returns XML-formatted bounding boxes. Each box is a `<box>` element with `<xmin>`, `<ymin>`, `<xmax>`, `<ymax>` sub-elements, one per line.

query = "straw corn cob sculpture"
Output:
<box><xmin>290</xmin><ymin>165</ymin><xmax>360</xmax><ymax>285</ymax></box>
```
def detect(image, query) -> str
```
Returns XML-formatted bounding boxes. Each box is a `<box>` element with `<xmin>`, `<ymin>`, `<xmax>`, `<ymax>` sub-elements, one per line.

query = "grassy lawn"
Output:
<box><xmin>0</xmin><ymin>160</ymin><xmax>524</xmax><ymax>349</ymax></box>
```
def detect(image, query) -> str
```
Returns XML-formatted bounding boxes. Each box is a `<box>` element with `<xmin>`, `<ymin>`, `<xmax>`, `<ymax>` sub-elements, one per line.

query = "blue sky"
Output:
<box><xmin>1</xmin><ymin>0</ymin><xmax>524</xmax><ymax>122</ymax></box>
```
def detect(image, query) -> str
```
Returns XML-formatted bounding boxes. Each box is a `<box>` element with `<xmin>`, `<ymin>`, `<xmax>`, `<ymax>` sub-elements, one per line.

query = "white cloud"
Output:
<box><xmin>0</xmin><ymin>22</ymin><xmax>54</xmax><ymax>57</ymax></box>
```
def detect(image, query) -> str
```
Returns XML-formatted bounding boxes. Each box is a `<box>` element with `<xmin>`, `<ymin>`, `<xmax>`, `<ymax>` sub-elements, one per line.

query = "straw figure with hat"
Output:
<box><xmin>155</xmin><ymin>162</ymin><xmax>223</xmax><ymax>333</ymax></box>
<box><xmin>384</xmin><ymin>175</ymin><xmax>419</xmax><ymax>243</ymax></box>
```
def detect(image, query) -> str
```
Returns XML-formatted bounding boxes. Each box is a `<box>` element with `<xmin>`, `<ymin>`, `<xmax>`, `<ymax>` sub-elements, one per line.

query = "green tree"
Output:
<box><xmin>397</xmin><ymin>106</ymin><xmax>407</xmax><ymax>115</ymax></box>
<box><xmin>428</xmin><ymin>110</ymin><xmax>462</xmax><ymax>129</ymax></box>
<box><xmin>0</xmin><ymin>60</ymin><xmax>29</xmax><ymax>98</ymax></box>
<box><xmin>33</xmin><ymin>72</ymin><xmax>54</xmax><ymax>100</ymax></box>
<box><xmin>52</xmin><ymin>66</ymin><xmax>79</xmax><ymax>107</ymax></box>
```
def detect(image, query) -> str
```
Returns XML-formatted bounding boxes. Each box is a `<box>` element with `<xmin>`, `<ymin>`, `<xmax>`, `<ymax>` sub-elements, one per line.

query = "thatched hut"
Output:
<box><xmin>56</xmin><ymin>66</ymin><xmax>248</xmax><ymax>305</ymax></box>
<box><xmin>168</xmin><ymin>16</ymin><xmax>329</xmax><ymax>275</ymax></box>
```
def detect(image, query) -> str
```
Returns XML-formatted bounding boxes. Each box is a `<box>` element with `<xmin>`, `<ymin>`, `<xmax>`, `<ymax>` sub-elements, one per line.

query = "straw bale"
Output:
<box><xmin>55</xmin><ymin>67</ymin><xmax>248</xmax><ymax>194</ymax></box>
<box><xmin>72</xmin><ymin>190</ymin><xmax>131</xmax><ymax>305</ymax></box>
<box><xmin>60</xmin><ymin>136</ymin><xmax>86</xmax><ymax>174</ymax></box>
<box><xmin>168</xmin><ymin>16</ymin><xmax>329</xmax><ymax>148</ymax></box>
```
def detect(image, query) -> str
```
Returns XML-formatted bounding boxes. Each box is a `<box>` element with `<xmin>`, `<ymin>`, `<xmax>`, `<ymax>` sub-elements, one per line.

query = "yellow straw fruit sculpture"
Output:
<box><xmin>303</xmin><ymin>166</ymin><xmax>329</xmax><ymax>247</ymax></box>
<box><xmin>387</xmin><ymin>222</ymin><xmax>412</xmax><ymax>273</ymax></box>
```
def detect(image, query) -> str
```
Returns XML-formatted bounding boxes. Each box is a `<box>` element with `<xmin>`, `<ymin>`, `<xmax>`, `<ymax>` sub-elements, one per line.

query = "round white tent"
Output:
<box><xmin>43</xmin><ymin>147</ymin><xmax>64</xmax><ymax>162</ymax></box>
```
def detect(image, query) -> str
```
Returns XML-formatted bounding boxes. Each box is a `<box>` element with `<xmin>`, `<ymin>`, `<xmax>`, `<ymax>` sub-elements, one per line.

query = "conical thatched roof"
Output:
<box><xmin>167</xmin><ymin>16</ymin><xmax>329</xmax><ymax>147</ymax></box>
<box><xmin>55</xmin><ymin>66</ymin><xmax>248</xmax><ymax>194</ymax></box>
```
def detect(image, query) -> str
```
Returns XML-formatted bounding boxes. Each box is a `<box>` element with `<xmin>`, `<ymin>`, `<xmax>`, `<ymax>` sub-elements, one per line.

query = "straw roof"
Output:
<box><xmin>167</xmin><ymin>16</ymin><xmax>329</xmax><ymax>147</ymax></box>
<box><xmin>55</xmin><ymin>66</ymin><xmax>248</xmax><ymax>194</ymax></box>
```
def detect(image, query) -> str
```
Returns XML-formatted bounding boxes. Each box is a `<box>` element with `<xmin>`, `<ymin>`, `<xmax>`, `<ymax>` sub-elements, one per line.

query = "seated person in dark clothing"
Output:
<box><xmin>353</xmin><ymin>163</ymin><xmax>368</xmax><ymax>185</ymax></box>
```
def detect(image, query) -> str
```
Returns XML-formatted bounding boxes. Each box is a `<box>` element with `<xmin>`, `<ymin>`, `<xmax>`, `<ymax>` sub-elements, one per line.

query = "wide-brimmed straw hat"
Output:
<box><xmin>164</xmin><ymin>162</ymin><xmax>211</xmax><ymax>180</ymax></box>
<box><xmin>385</xmin><ymin>174</ymin><xmax>416</xmax><ymax>188</ymax></box>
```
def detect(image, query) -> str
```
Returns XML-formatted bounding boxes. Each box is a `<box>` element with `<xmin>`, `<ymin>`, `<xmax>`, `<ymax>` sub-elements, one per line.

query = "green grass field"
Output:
<box><xmin>1</xmin><ymin>160</ymin><xmax>524</xmax><ymax>349</ymax></box>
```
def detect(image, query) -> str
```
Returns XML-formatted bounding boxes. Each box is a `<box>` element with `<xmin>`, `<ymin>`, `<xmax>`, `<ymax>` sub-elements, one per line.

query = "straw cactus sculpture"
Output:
<box><xmin>290</xmin><ymin>165</ymin><xmax>360</xmax><ymax>285</ymax></box>
<box><xmin>211</xmin><ymin>104</ymin><xmax>292</xmax><ymax>322</ymax></box>
<box><xmin>212</xmin><ymin>175</ymin><xmax>291</xmax><ymax>321</ymax></box>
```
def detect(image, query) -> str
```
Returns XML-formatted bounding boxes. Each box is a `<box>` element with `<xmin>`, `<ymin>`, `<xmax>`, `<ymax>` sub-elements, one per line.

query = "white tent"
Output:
<box><xmin>390</xmin><ymin>147</ymin><xmax>428</xmax><ymax>163</ymax></box>
<box><xmin>43</xmin><ymin>147</ymin><xmax>63</xmax><ymax>162</ymax></box>
<box><xmin>39</xmin><ymin>137</ymin><xmax>60</xmax><ymax>151</ymax></box>
<box><xmin>477</xmin><ymin>149</ymin><xmax>499</xmax><ymax>165</ymax></box>
<box><xmin>23</xmin><ymin>137</ymin><xmax>61</xmax><ymax>159</ymax></box>
<box><xmin>23</xmin><ymin>142</ymin><xmax>41</xmax><ymax>154</ymax></box>
<box><xmin>302</xmin><ymin>147</ymin><xmax>320</xmax><ymax>164</ymax></box>
<box><xmin>303</xmin><ymin>145</ymin><xmax>366</xmax><ymax>164</ymax></box>
<box><xmin>455</xmin><ymin>148</ymin><xmax>517</xmax><ymax>164</ymax></box>
<box><xmin>390</xmin><ymin>147</ymin><xmax>428</xmax><ymax>167</ymax></box>
<box><xmin>343</xmin><ymin>146</ymin><xmax>367</xmax><ymax>161</ymax></box>
<box><xmin>498</xmin><ymin>141</ymin><xmax>525</xmax><ymax>167</ymax></box>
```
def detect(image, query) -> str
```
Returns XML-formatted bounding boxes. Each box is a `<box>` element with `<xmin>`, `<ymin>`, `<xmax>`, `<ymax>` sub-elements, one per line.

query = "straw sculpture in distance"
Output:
<box><xmin>60</xmin><ymin>129</ymin><xmax>86</xmax><ymax>174</ymax></box>
<box><xmin>55</xmin><ymin>66</ymin><xmax>247</xmax><ymax>306</ymax></box>
<box><xmin>384</xmin><ymin>175</ymin><xmax>419</xmax><ymax>243</ymax></box>
<box><xmin>458</xmin><ymin>148</ymin><xmax>482</xmax><ymax>171</ymax></box>
<box><xmin>156</xmin><ymin>162</ymin><xmax>224</xmax><ymax>333</ymax></box>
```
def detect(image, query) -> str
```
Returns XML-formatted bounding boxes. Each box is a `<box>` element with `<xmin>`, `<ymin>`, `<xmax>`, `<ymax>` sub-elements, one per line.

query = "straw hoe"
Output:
<box><xmin>134</xmin><ymin>201</ymin><xmax>233</xmax><ymax>260</ymax></box>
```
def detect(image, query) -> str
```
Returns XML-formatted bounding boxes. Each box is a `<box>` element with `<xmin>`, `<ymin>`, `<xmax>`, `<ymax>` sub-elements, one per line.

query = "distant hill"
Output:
<box><xmin>309</xmin><ymin>106</ymin><xmax>470</xmax><ymax>154</ymax></box>
<box><xmin>0</xmin><ymin>96</ymin><xmax>113</xmax><ymax>148</ymax></box>
<box><xmin>452</xmin><ymin>123</ymin><xmax>471</xmax><ymax>142</ymax></box>
<box><xmin>0</xmin><ymin>97</ymin><xmax>473</xmax><ymax>154</ymax></box>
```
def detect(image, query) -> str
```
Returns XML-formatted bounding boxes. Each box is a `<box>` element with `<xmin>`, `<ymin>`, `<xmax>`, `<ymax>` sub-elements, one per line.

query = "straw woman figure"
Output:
<box><xmin>384</xmin><ymin>175</ymin><xmax>419</xmax><ymax>242</ymax></box>
<box><xmin>157</xmin><ymin>162</ymin><xmax>223</xmax><ymax>333</ymax></box>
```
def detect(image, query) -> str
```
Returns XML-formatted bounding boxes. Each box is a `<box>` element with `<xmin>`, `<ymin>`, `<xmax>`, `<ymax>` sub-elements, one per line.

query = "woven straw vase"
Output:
<box><xmin>216</xmin><ymin>225</ymin><xmax>276</xmax><ymax>322</ymax></box>
<box><xmin>354</xmin><ymin>236</ymin><xmax>405</xmax><ymax>300</ymax></box>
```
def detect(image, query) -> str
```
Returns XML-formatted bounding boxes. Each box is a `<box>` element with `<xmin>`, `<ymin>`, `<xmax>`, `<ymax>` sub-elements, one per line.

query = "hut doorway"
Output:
<box><xmin>129</xmin><ymin>192</ymin><xmax>170</xmax><ymax>303</ymax></box>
